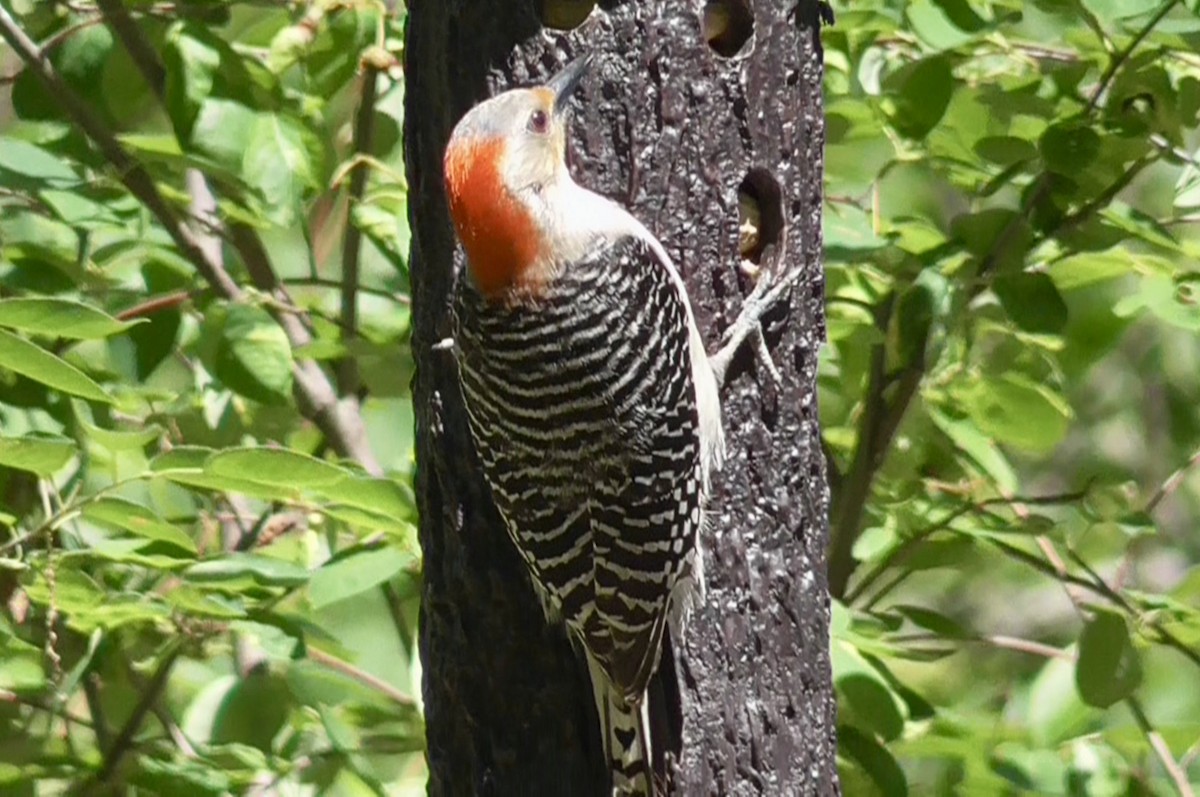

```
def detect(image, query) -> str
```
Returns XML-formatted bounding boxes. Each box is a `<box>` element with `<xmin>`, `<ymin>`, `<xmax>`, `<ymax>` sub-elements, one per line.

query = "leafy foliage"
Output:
<box><xmin>822</xmin><ymin>0</ymin><xmax>1200</xmax><ymax>794</ymax></box>
<box><xmin>5</xmin><ymin>0</ymin><xmax>1200</xmax><ymax>795</ymax></box>
<box><xmin>0</xmin><ymin>1</ymin><xmax>421</xmax><ymax>793</ymax></box>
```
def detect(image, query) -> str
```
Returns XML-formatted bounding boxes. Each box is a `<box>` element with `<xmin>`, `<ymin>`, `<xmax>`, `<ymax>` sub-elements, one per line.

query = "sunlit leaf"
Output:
<box><xmin>309</xmin><ymin>546</ymin><xmax>416</xmax><ymax>609</ymax></box>
<box><xmin>0</xmin><ymin>434</ymin><xmax>76</xmax><ymax>475</ymax></box>
<box><xmin>0</xmin><ymin>329</ymin><xmax>113</xmax><ymax>403</ymax></box>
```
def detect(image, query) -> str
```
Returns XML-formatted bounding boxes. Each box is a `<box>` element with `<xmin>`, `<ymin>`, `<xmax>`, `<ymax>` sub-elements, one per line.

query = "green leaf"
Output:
<box><xmin>38</xmin><ymin>189</ymin><xmax>126</xmax><ymax>228</ymax></box>
<box><xmin>0</xmin><ymin>297</ymin><xmax>141</xmax><ymax>339</ymax></box>
<box><xmin>218</xmin><ymin>318</ymin><xmax>297</xmax><ymax>397</ymax></box>
<box><xmin>1048</xmin><ymin>250</ymin><xmax>1134</xmax><ymax>290</ymax></box>
<box><xmin>883</xmin><ymin>55</ymin><xmax>954</xmax><ymax>140</ymax></box>
<box><xmin>78</xmin><ymin>419</ymin><xmax>163</xmax><ymax>452</ymax></box>
<box><xmin>993</xmin><ymin>273</ymin><xmax>1068</xmax><ymax>334</ymax></box>
<box><xmin>285</xmin><ymin>658</ymin><xmax>383</xmax><ymax>708</ymax></box>
<box><xmin>310</xmin><ymin>476</ymin><xmax>416</xmax><ymax>523</ymax></box>
<box><xmin>209</xmin><ymin>304</ymin><xmax>294</xmax><ymax>405</ymax></box>
<box><xmin>893</xmin><ymin>605</ymin><xmax>971</xmax><ymax>640</ymax></box>
<box><xmin>1114</xmin><ymin>274</ymin><xmax>1200</xmax><ymax>331</ymax></box>
<box><xmin>838</xmin><ymin>725</ymin><xmax>909</xmax><ymax>797</ymax></box>
<box><xmin>0</xmin><ymin>434</ymin><xmax>76</xmax><ymax>475</ymax></box>
<box><xmin>956</xmin><ymin>373</ymin><xmax>1072</xmax><ymax>454</ymax></box>
<box><xmin>1040</xmin><ymin>122</ymin><xmax>1101</xmax><ymax>175</ymax></box>
<box><xmin>82</xmin><ymin>497</ymin><xmax>197</xmax><ymax>554</ymax></box>
<box><xmin>0</xmin><ymin>650</ymin><xmax>44</xmax><ymax>693</ymax></box>
<box><xmin>890</xmin><ymin>269</ymin><xmax>951</xmax><ymax>368</ymax></box>
<box><xmin>950</xmin><ymin>208</ymin><xmax>1032</xmax><ymax>272</ymax></box>
<box><xmin>243</xmin><ymin>112</ymin><xmax>323</xmax><ymax>226</ymax></box>
<box><xmin>210</xmin><ymin>669</ymin><xmax>292</xmax><ymax>753</ymax></box>
<box><xmin>0</xmin><ymin>329</ymin><xmax>113</xmax><ymax>403</ymax></box>
<box><xmin>309</xmin><ymin>546</ymin><xmax>416</xmax><ymax>609</ymax></box>
<box><xmin>974</xmin><ymin>135</ymin><xmax>1038</xmax><ymax>166</ymax></box>
<box><xmin>0</xmin><ymin>138</ymin><xmax>79</xmax><ymax>186</ymax></box>
<box><xmin>205</xmin><ymin>448</ymin><xmax>347</xmax><ymax>489</ymax></box>
<box><xmin>1076</xmin><ymin>609</ymin><xmax>1142</xmax><ymax>708</ymax></box>
<box><xmin>928</xmin><ymin>409</ymin><xmax>1018</xmax><ymax>493</ymax></box>
<box><xmin>906</xmin><ymin>0</ymin><xmax>987</xmax><ymax>50</ymax></box>
<box><xmin>185</xmin><ymin>554</ymin><xmax>310</xmax><ymax>588</ymax></box>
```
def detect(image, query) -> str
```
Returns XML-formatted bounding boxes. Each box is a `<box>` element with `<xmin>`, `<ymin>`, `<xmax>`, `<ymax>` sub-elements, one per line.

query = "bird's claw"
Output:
<box><xmin>709</xmin><ymin>266</ymin><xmax>801</xmax><ymax>389</ymax></box>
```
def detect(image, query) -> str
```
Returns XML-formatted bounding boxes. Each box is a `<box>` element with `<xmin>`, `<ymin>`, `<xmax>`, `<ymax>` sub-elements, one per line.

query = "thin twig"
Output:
<box><xmin>283</xmin><ymin>276</ymin><xmax>410</xmax><ymax>304</ymax></box>
<box><xmin>115</xmin><ymin>291</ymin><xmax>192</xmax><ymax>321</ymax></box>
<box><xmin>82</xmin><ymin>674</ymin><xmax>112</xmax><ymax>753</ymax></box>
<box><xmin>828</xmin><ymin>297</ymin><xmax>896</xmax><ymax>599</ymax></box>
<box><xmin>306</xmin><ymin>647</ymin><xmax>415</xmax><ymax>708</ymax></box>
<box><xmin>1145</xmin><ymin>445</ymin><xmax>1200</xmax><ymax>514</ymax></box>
<box><xmin>1088</xmin><ymin>0</ymin><xmax>1181</xmax><ymax>110</ymax></box>
<box><xmin>1127</xmin><ymin>696</ymin><xmax>1196</xmax><ymax>797</ymax></box>
<box><xmin>95</xmin><ymin>0</ymin><xmax>164</xmax><ymax>94</ymax></box>
<box><xmin>847</xmin><ymin>489</ymin><xmax>1089</xmax><ymax>605</ymax></box>
<box><xmin>336</xmin><ymin>63</ymin><xmax>382</xmax><ymax>396</ymax></box>
<box><xmin>987</xmin><ymin>535</ymin><xmax>1200</xmax><ymax>671</ymax></box>
<box><xmin>152</xmin><ymin>703</ymin><xmax>197</xmax><ymax>758</ymax></box>
<box><xmin>94</xmin><ymin>642</ymin><xmax>182</xmax><ymax>785</ymax></box>
<box><xmin>984</xmin><ymin>635</ymin><xmax>1074</xmax><ymax>661</ymax></box>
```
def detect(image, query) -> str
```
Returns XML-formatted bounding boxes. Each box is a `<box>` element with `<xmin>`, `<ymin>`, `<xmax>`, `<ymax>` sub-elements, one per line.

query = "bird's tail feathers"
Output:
<box><xmin>587</xmin><ymin>655</ymin><xmax>654</xmax><ymax>796</ymax></box>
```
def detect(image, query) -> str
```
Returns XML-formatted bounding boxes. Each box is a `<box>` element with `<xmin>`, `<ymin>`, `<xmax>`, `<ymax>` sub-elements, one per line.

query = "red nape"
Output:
<box><xmin>444</xmin><ymin>137</ymin><xmax>543</xmax><ymax>297</ymax></box>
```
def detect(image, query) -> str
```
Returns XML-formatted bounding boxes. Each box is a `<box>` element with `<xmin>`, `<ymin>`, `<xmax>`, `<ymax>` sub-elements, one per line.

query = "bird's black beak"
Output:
<box><xmin>548</xmin><ymin>54</ymin><xmax>592</xmax><ymax>116</ymax></box>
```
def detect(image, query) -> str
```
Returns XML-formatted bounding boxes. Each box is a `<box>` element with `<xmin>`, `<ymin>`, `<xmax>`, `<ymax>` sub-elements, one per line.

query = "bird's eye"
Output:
<box><xmin>528</xmin><ymin>109</ymin><xmax>549</xmax><ymax>134</ymax></box>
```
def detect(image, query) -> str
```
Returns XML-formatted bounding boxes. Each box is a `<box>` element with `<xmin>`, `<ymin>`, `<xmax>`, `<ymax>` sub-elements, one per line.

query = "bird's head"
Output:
<box><xmin>443</xmin><ymin>55</ymin><xmax>592</xmax><ymax>298</ymax></box>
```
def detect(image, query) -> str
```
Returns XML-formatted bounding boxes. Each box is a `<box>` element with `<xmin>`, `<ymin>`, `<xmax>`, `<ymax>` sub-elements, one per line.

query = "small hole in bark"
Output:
<box><xmin>540</xmin><ymin>0</ymin><xmax>597</xmax><ymax>30</ymax></box>
<box><xmin>702</xmin><ymin>0</ymin><xmax>754</xmax><ymax>58</ymax></box>
<box><xmin>737</xmin><ymin>168</ymin><xmax>785</xmax><ymax>270</ymax></box>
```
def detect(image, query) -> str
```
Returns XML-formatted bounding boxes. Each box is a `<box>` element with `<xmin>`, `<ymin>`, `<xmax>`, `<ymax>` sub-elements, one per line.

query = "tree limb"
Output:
<box><xmin>336</xmin><ymin>64</ymin><xmax>382</xmax><ymax>396</ymax></box>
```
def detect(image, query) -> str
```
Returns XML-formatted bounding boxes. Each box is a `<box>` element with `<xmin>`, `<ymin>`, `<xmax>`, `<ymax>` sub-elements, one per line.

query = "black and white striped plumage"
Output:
<box><xmin>455</xmin><ymin>231</ymin><xmax>722</xmax><ymax>795</ymax></box>
<box><xmin>443</xmin><ymin>56</ymin><xmax>724</xmax><ymax>796</ymax></box>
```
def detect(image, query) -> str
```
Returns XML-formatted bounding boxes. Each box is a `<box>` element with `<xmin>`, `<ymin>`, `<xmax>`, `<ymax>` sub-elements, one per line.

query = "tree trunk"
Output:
<box><xmin>406</xmin><ymin>2</ymin><xmax>837</xmax><ymax>795</ymax></box>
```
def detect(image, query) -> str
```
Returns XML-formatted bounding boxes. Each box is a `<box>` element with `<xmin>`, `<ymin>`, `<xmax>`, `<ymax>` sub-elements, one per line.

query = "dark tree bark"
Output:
<box><xmin>406</xmin><ymin>2</ymin><xmax>836</xmax><ymax>795</ymax></box>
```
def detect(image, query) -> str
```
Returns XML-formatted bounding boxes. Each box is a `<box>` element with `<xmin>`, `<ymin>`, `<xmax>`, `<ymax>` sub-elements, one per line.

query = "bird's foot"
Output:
<box><xmin>708</xmin><ymin>265</ymin><xmax>801</xmax><ymax>389</ymax></box>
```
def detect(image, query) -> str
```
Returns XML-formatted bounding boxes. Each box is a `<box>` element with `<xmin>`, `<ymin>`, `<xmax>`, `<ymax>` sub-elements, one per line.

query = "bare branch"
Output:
<box><xmin>95</xmin><ymin>0</ymin><xmax>164</xmax><ymax>95</ymax></box>
<box><xmin>307</xmin><ymin>647</ymin><xmax>416</xmax><ymax>708</ymax></box>
<box><xmin>336</xmin><ymin>64</ymin><xmax>383</xmax><ymax>396</ymax></box>
<box><xmin>93</xmin><ymin>642</ymin><xmax>182</xmax><ymax>786</ymax></box>
<box><xmin>1127</xmin><ymin>696</ymin><xmax>1196</xmax><ymax>797</ymax></box>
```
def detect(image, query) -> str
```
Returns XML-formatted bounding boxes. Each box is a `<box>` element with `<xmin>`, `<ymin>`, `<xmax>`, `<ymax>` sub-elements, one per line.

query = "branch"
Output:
<box><xmin>1127</xmin><ymin>696</ymin><xmax>1196</xmax><ymax>797</ymax></box>
<box><xmin>982</xmin><ymin>635</ymin><xmax>1074</xmax><ymax>661</ymax></box>
<box><xmin>336</xmin><ymin>63</ymin><xmax>382</xmax><ymax>396</ymax></box>
<box><xmin>828</xmin><ymin>297</ymin><xmax>923</xmax><ymax>599</ymax></box>
<box><xmin>1088</xmin><ymin>0</ymin><xmax>1180</xmax><ymax>110</ymax></box>
<box><xmin>307</xmin><ymin>647</ymin><xmax>415</xmax><ymax>708</ymax></box>
<box><xmin>0</xmin><ymin>4</ymin><xmax>382</xmax><ymax>474</ymax></box>
<box><xmin>283</xmin><ymin>275</ymin><xmax>409</xmax><ymax>304</ymax></box>
<box><xmin>82</xmin><ymin>672</ymin><xmax>112</xmax><ymax>753</ymax></box>
<box><xmin>1145</xmin><ymin>444</ymin><xmax>1200</xmax><ymax>514</ymax></box>
<box><xmin>115</xmin><ymin>291</ymin><xmax>192</xmax><ymax>321</ymax></box>
<box><xmin>95</xmin><ymin>0</ymin><xmax>165</xmax><ymax>95</ymax></box>
<box><xmin>93</xmin><ymin>642</ymin><xmax>182</xmax><ymax>785</ymax></box>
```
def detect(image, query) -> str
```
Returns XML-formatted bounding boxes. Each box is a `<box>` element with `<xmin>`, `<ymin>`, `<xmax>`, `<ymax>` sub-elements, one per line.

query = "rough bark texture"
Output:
<box><xmin>406</xmin><ymin>1</ymin><xmax>836</xmax><ymax>795</ymax></box>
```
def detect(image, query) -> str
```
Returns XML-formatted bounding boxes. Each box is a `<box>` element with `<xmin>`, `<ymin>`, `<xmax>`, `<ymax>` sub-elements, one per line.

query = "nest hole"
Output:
<box><xmin>540</xmin><ymin>0</ymin><xmax>598</xmax><ymax>30</ymax></box>
<box><xmin>737</xmin><ymin>168</ymin><xmax>785</xmax><ymax>273</ymax></box>
<box><xmin>702</xmin><ymin>0</ymin><xmax>754</xmax><ymax>58</ymax></box>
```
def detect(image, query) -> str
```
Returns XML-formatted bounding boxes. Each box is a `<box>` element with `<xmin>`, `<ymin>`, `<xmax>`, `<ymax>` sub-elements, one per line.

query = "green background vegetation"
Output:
<box><xmin>0</xmin><ymin>0</ymin><xmax>1197</xmax><ymax>794</ymax></box>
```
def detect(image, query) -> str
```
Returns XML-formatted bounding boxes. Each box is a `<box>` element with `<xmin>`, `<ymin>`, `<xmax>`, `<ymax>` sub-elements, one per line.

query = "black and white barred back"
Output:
<box><xmin>454</xmin><ymin>233</ymin><xmax>704</xmax><ymax>702</ymax></box>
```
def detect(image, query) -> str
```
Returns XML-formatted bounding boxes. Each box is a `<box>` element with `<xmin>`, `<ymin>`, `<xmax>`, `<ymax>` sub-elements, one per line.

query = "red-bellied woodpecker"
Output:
<box><xmin>443</xmin><ymin>54</ymin><xmax>790</xmax><ymax>796</ymax></box>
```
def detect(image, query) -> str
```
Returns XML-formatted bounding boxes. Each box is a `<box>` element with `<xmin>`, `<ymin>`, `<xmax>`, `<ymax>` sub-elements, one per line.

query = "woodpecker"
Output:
<box><xmin>444</xmin><ymin>54</ymin><xmax>788</xmax><ymax>796</ymax></box>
